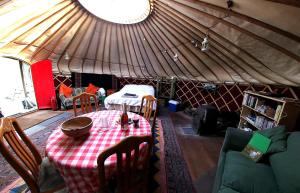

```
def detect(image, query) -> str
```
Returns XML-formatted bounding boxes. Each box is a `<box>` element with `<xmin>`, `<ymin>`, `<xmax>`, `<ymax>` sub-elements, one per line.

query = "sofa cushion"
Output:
<box><xmin>222</xmin><ymin>151</ymin><xmax>279</xmax><ymax>193</ymax></box>
<box><xmin>59</xmin><ymin>83</ymin><xmax>72</xmax><ymax>97</ymax></box>
<box><xmin>258</xmin><ymin>126</ymin><xmax>287</xmax><ymax>154</ymax></box>
<box><xmin>270</xmin><ymin>132</ymin><xmax>300</xmax><ymax>193</ymax></box>
<box><xmin>86</xmin><ymin>83</ymin><xmax>99</xmax><ymax>94</ymax></box>
<box><xmin>218</xmin><ymin>186</ymin><xmax>240</xmax><ymax>193</ymax></box>
<box><xmin>74</xmin><ymin>87</ymin><xmax>83</xmax><ymax>96</ymax></box>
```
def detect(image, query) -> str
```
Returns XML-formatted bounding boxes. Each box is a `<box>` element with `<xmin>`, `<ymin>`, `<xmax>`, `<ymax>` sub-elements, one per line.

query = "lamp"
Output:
<box><xmin>201</xmin><ymin>36</ymin><xmax>209</xmax><ymax>52</ymax></box>
<box><xmin>227</xmin><ymin>0</ymin><xmax>234</xmax><ymax>9</ymax></box>
<box><xmin>199</xmin><ymin>1</ymin><xmax>232</xmax><ymax>52</ymax></box>
<box><xmin>191</xmin><ymin>39</ymin><xmax>199</xmax><ymax>48</ymax></box>
<box><xmin>173</xmin><ymin>53</ymin><xmax>178</xmax><ymax>61</ymax></box>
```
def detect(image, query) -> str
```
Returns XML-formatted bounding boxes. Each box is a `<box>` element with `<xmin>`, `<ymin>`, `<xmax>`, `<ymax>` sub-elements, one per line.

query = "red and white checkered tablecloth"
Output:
<box><xmin>46</xmin><ymin>110</ymin><xmax>151</xmax><ymax>193</ymax></box>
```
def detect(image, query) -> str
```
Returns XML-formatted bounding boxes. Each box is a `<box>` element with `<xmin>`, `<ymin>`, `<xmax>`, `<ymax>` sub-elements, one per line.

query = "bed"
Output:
<box><xmin>104</xmin><ymin>84</ymin><xmax>155</xmax><ymax>112</ymax></box>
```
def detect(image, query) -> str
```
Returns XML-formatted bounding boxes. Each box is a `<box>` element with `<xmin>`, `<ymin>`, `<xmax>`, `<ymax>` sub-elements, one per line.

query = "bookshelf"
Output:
<box><xmin>239</xmin><ymin>91</ymin><xmax>300</xmax><ymax>132</ymax></box>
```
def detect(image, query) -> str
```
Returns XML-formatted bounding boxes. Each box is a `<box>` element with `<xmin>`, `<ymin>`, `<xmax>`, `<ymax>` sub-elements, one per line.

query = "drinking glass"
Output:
<box><xmin>133</xmin><ymin>114</ymin><xmax>139</xmax><ymax>128</ymax></box>
<box><xmin>99</xmin><ymin>116</ymin><xmax>108</xmax><ymax>128</ymax></box>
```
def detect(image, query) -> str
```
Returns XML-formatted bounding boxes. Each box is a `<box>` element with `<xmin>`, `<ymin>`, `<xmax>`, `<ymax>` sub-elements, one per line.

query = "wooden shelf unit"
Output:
<box><xmin>239</xmin><ymin>91</ymin><xmax>300</xmax><ymax>132</ymax></box>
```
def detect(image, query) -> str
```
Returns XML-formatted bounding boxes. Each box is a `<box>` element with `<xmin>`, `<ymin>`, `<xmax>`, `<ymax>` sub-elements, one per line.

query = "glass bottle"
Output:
<box><xmin>120</xmin><ymin>103</ymin><xmax>128</xmax><ymax>130</ymax></box>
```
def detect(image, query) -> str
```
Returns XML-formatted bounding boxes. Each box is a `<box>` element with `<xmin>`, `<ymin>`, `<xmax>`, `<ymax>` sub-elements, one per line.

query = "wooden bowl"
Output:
<box><xmin>61</xmin><ymin>117</ymin><xmax>93</xmax><ymax>137</ymax></box>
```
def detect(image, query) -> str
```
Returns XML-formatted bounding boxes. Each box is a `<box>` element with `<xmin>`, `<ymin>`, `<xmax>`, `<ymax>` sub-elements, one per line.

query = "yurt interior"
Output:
<box><xmin>0</xmin><ymin>0</ymin><xmax>300</xmax><ymax>193</ymax></box>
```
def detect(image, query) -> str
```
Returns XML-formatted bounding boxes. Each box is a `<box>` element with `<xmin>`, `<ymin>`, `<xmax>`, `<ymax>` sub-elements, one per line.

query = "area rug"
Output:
<box><xmin>0</xmin><ymin>118</ymin><xmax>166</xmax><ymax>193</ymax></box>
<box><xmin>160</xmin><ymin>118</ymin><xmax>196</xmax><ymax>193</ymax></box>
<box><xmin>0</xmin><ymin>112</ymin><xmax>73</xmax><ymax>191</ymax></box>
<box><xmin>15</xmin><ymin>110</ymin><xmax>65</xmax><ymax>130</ymax></box>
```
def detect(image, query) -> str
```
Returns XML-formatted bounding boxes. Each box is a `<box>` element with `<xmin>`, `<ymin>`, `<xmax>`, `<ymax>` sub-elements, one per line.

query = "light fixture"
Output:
<box><xmin>173</xmin><ymin>53</ymin><xmax>178</xmax><ymax>61</ymax></box>
<box><xmin>191</xmin><ymin>39</ymin><xmax>199</xmax><ymax>48</ymax></box>
<box><xmin>227</xmin><ymin>0</ymin><xmax>234</xmax><ymax>9</ymax></box>
<box><xmin>64</xmin><ymin>52</ymin><xmax>70</xmax><ymax>60</ymax></box>
<box><xmin>201</xmin><ymin>36</ymin><xmax>209</xmax><ymax>52</ymax></box>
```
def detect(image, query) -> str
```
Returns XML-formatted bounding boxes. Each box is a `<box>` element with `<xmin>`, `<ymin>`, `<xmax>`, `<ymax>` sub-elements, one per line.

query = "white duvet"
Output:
<box><xmin>104</xmin><ymin>84</ymin><xmax>155</xmax><ymax>109</ymax></box>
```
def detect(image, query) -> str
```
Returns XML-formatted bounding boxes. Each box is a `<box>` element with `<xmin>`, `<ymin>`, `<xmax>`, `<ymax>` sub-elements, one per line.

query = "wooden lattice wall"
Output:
<box><xmin>53</xmin><ymin>75</ymin><xmax>300</xmax><ymax>112</ymax></box>
<box><xmin>53</xmin><ymin>74</ymin><xmax>72</xmax><ymax>90</ymax></box>
<box><xmin>119</xmin><ymin>78</ymin><xmax>300</xmax><ymax>112</ymax></box>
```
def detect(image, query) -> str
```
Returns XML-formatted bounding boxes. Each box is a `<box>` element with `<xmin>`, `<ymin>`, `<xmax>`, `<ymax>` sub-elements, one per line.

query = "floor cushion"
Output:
<box><xmin>222</xmin><ymin>151</ymin><xmax>279</xmax><ymax>193</ymax></box>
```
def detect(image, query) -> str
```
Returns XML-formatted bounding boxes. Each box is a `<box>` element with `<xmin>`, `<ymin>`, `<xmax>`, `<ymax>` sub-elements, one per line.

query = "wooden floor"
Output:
<box><xmin>168</xmin><ymin>110</ymin><xmax>224</xmax><ymax>192</ymax></box>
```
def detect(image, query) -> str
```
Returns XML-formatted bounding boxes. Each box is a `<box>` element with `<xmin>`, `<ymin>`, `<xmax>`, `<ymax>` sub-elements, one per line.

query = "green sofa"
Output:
<box><xmin>213</xmin><ymin>128</ymin><xmax>300</xmax><ymax>193</ymax></box>
<box><xmin>59</xmin><ymin>87</ymin><xmax>105</xmax><ymax>109</ymax></box>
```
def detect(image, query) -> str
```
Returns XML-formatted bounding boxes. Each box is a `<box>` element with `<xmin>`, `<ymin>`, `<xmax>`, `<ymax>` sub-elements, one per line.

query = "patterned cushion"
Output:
<box><xmin>74</xmin><ymin>88</ymin><xmax>83</xmax><ymax>96</ymax></box>
<box><xmin>59</xmin><ymin>87</ymin><xmax>102</xmax><ymax>109</ymax></box>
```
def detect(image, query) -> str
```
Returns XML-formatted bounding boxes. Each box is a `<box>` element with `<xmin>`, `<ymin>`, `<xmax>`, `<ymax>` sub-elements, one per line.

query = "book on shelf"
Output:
<box><xmin>246</xmin><ymin>117</ymin><xmax>255</xmax><ymax>125</ymax></box>
<box><xmin>242</xmin><ymin>93</ymin><xmax>249</xmax><ymax>106</ymax></box>
<box><xmin>253</xmin><ymin>115</ymin><xmax>275</xmax><ymax>130</ymax></box>
<box><xmin>245</xmin><ymin>95</ymin><xmax>258</xmax><ymax>108</ymax></box>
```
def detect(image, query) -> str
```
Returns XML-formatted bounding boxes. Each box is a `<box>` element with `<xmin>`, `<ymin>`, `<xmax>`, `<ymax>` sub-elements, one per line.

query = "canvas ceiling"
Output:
<box><xmin>0</xmin><ymin>0</ymin><xmax>300</xmax><ymax>86</ymax></box>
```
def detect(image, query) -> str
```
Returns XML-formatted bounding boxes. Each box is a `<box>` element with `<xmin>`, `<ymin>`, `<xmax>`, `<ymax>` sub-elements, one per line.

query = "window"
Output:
<box><xmin>78</xmin><ymin>0</ymin><xmax>152</xmax><ymax>24</ymax></box>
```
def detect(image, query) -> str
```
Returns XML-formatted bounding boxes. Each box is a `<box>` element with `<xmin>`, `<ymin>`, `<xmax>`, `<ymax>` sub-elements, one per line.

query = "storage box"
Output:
<box><xmin>168</xmin><ymin>100</ymin><xmax>179</xmax><ymax>112</ymax></box>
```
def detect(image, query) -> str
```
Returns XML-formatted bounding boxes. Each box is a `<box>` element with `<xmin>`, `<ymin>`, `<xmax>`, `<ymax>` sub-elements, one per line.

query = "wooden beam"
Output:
<box><xmin>182</xmin><ymin>0</ymin><xmax>300</xmax><ymax>43</ymax></box>
<box><xmin>137</xmin><ymin>22</ymin><xmax>174</xmax><ymax>77</ymax></box>
<box><xmin>266</xmin><ymin>0</ymin><xmax>300</xmax><ymax>8</ymax></box>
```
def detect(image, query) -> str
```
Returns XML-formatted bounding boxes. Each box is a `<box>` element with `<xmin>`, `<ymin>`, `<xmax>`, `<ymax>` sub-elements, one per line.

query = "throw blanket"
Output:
<box><xmin>104</xmin><ymin>84</ymin><xmax>155</xmax><ymax>110</ymax></box>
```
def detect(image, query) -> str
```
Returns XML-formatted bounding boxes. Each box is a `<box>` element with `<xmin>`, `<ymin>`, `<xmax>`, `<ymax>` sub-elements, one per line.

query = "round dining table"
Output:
<box><xmin>45</xmin><ymin>110</ymin><xmax>151</xmax><ymax>193</ymax></box>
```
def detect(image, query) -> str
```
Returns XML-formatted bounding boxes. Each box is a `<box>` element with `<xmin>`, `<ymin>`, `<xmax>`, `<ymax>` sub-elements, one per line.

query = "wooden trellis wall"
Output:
<box><xmin>53</xmin><ymin>75</ymin><xmax>300</xmax><ymax>112</ymax></box>
<box><xmin>53</xmin><ymin>74</ymin><xmax>72</xmax><ymax>90</ymax></box>
<box><xmin>119</xmin><ymin>77</ymin><xmax>300</xmax><ymax>112</ymax></box>
<box><xmin>119</xmin><ymin>77</ymin><xmax>156</xmax><ymax>88</ymax></box>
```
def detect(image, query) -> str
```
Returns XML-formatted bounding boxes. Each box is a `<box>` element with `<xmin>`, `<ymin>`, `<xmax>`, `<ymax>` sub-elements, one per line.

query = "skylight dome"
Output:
<box><xmin>78</xmin><ymin>0</ymin><xmax>153</xmax><ymax>24</ymax></box>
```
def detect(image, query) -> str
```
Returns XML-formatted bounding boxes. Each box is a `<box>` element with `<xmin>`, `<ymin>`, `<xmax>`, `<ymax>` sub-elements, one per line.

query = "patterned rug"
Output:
<box><xmin>0</xmin><ymin>115</ymin><xmax>165</xmax><ymax>193</ymax></box>
<box><xmin>160</xmin><ymin>118</ymin><xmax>196</xmax><ymax>193</ymax></box>
<box><xmin>0</xmin><ymin>112</ymin><xmax>73</xmax><ymax>192</ymax></box>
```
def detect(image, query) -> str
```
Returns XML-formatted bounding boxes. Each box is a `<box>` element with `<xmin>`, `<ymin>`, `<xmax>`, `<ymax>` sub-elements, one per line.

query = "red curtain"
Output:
<box><xmin>31</xmin><ymin>60</ymin><xmax>55</xmax><ymax>109</ymax></box>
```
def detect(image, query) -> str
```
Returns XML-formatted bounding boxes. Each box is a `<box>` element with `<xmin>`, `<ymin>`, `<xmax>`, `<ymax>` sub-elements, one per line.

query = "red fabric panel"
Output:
<box><xmin>31</xmin><ymin>60</ymin><xmax>55</xmax><ymax>109</ymax></box>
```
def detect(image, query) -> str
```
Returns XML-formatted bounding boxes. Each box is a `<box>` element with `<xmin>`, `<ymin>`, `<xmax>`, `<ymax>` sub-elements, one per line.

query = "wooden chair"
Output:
<box><xmin>139</xmin><ymin>95</ymin><xmax>158</xmax><ymax>130</ymax></box>
<box><xmin>0</xmin><ymin>117</ymin><xmax>65</xmax><ymax>193</ymax></box>
<box><xmin>97</xmin><ymin>136</ymin><xmax>153</xmax><ymax>193</ymax></box>
<box><xmin>73</xmin><ymin>92</ymin><xmax>98</xmax><ymax>116</ymax></box>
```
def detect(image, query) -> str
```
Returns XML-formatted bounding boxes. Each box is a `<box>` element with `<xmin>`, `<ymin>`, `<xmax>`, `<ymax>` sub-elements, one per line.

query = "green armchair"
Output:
<box><xmin>213</xmin><ymin>128</ymin><xmax>300</xmax><ymax>193</ymax></box>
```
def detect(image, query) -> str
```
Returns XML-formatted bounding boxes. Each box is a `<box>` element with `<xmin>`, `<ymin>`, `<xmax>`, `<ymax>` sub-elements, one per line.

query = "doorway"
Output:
<box><xmin>0</xmin><ymin>57</ymin><xmax>37</xmax><ymax>117</ymax></box>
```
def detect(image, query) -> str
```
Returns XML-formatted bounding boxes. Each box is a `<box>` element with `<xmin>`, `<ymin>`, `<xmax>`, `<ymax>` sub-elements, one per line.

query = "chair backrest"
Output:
<box><xmin>139</xmin><ymin>95</ymin><xmax>157</xmax><ymax>122</ymax></box>
<box><xmin>97</xmin><ymin>135</ymin><xmax>153</xmax><ymax>193</ymax></box>
<box><xmin>0</xmin><ymin>117</ymin><xmax>42</xmax><ymax>193</ymax></box>
<box><xmin>73</xmin><ymin>92</ymin><xmax>98</xmax><ymax>116</ymax></box>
